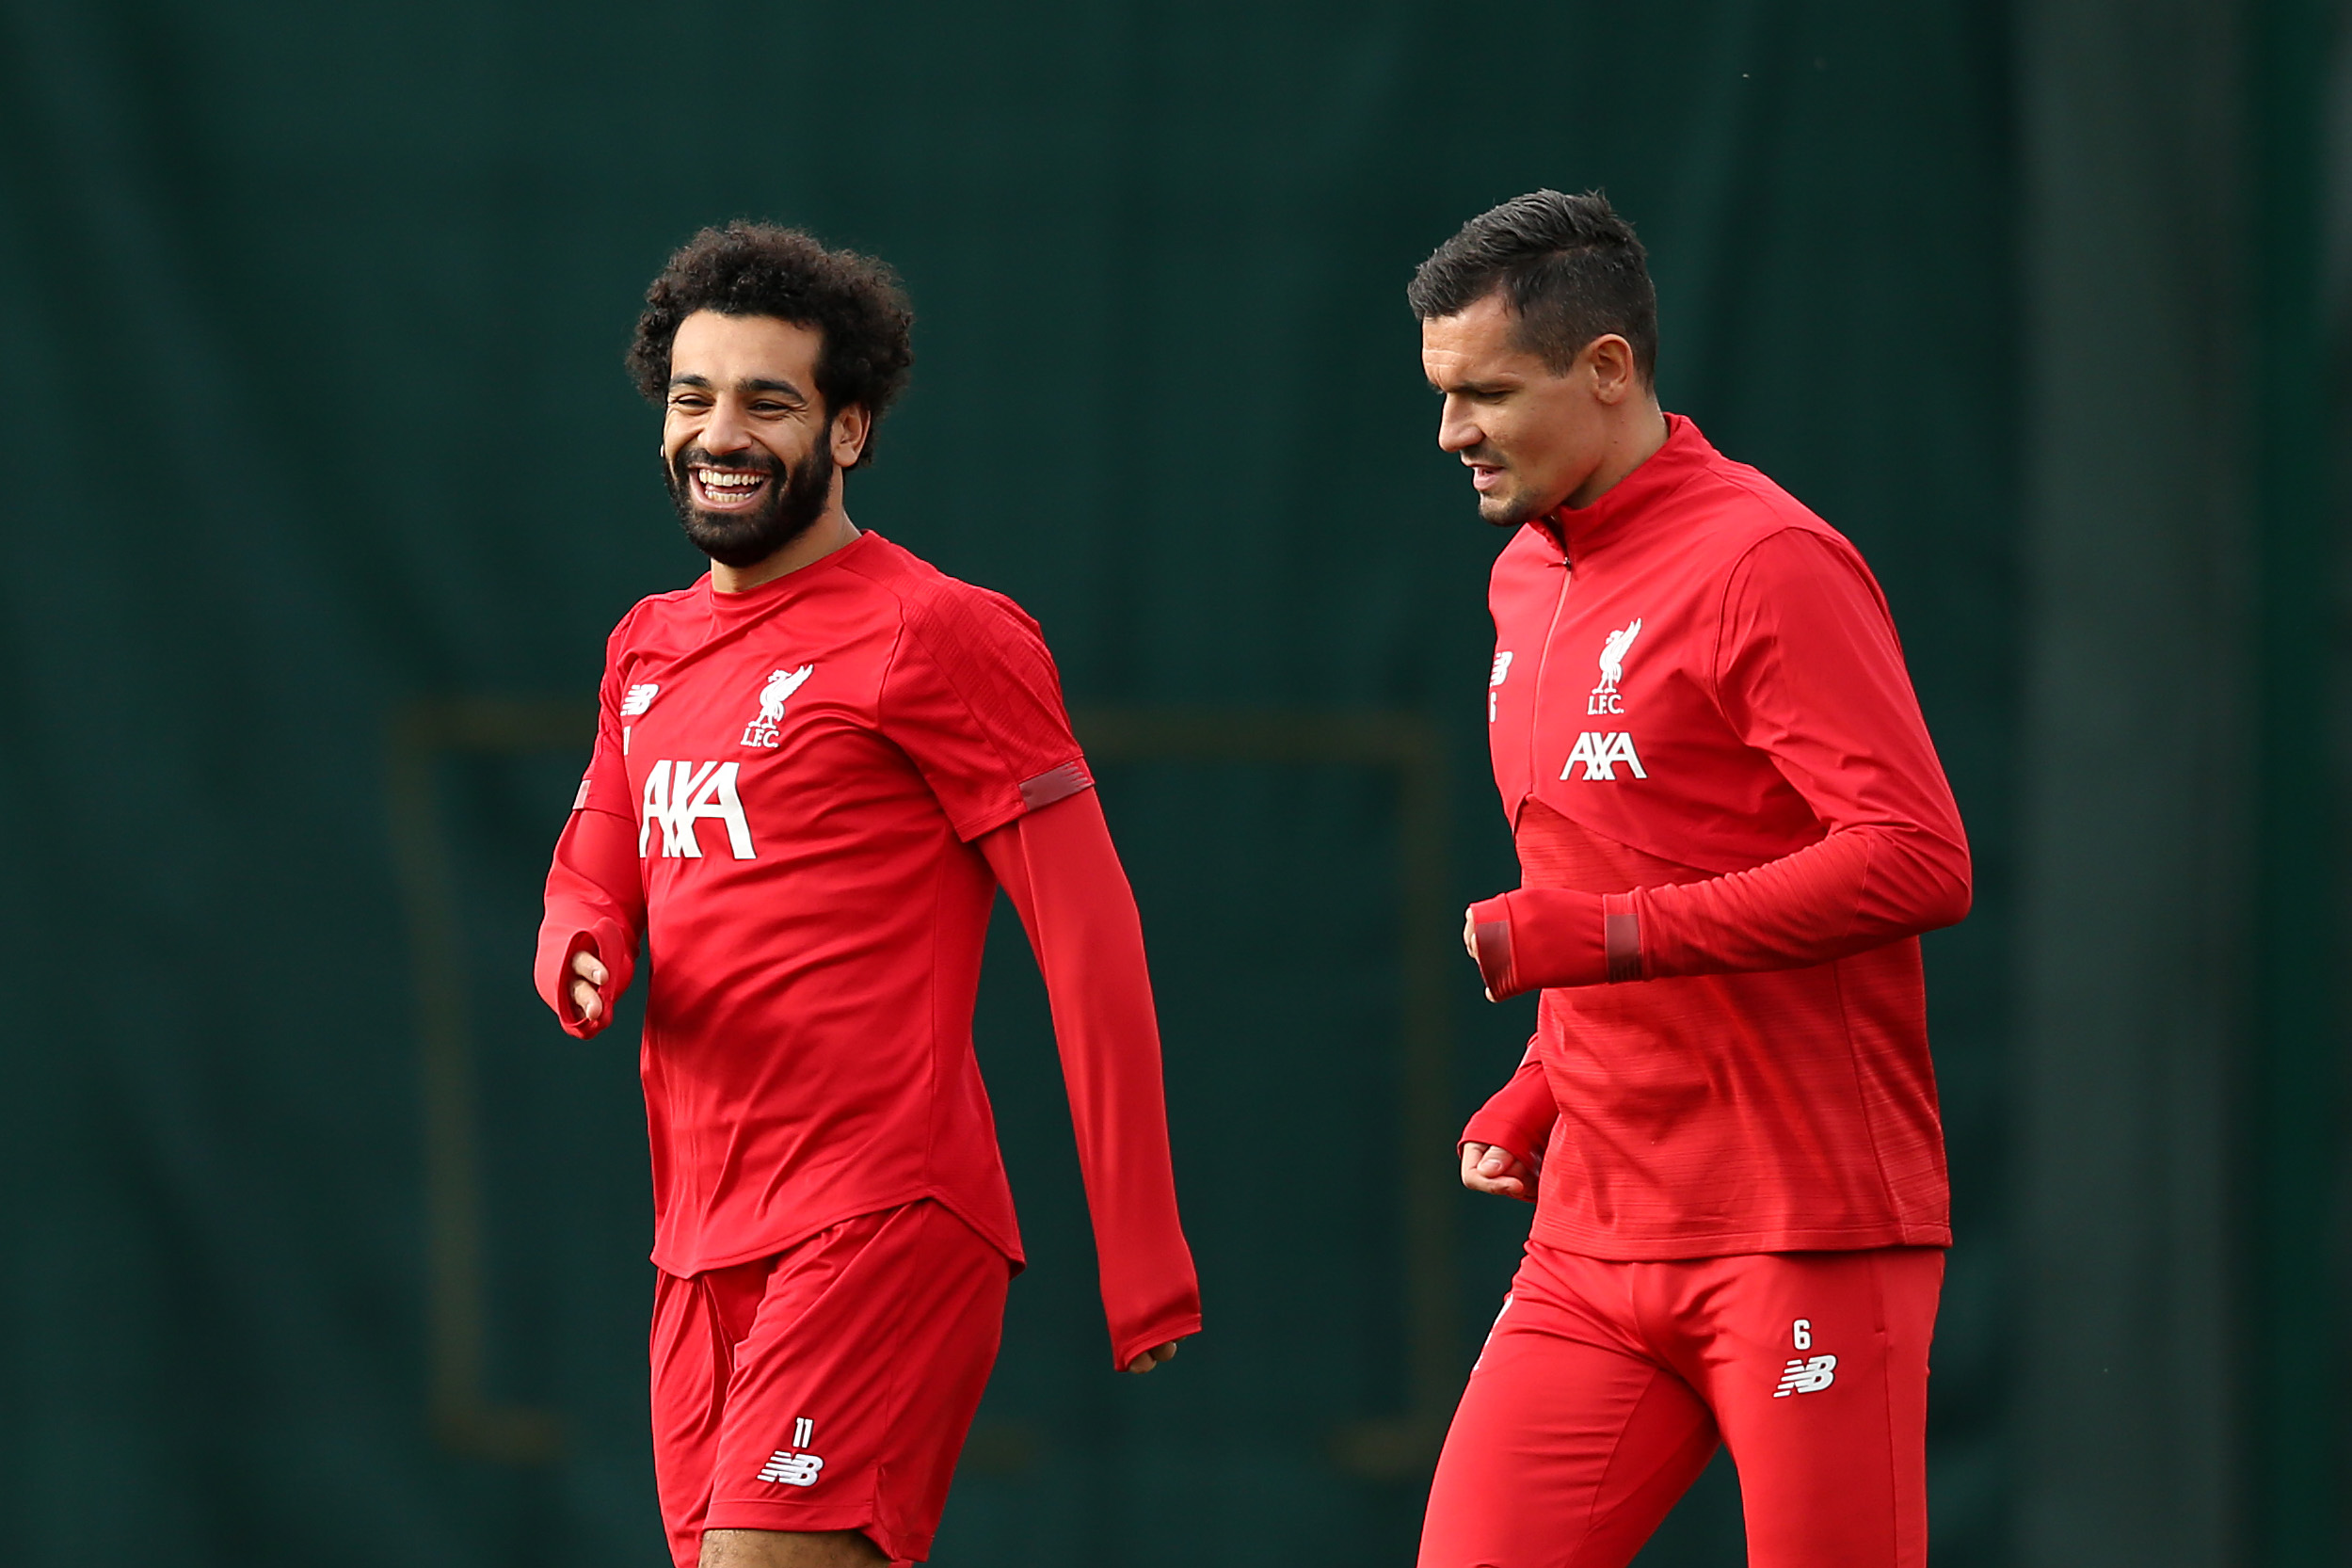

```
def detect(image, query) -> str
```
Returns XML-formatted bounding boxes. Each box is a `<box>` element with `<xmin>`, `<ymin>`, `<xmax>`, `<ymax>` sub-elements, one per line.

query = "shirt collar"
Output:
<box><xmin>698</xmin><ymin>527</ymin><xmax>880</xmax><ymax>629</ymax></box>
<box><xmin>1534</xmin><ymin>412</ymin><xmax>1714</xmax><ymax>562</ymax></box>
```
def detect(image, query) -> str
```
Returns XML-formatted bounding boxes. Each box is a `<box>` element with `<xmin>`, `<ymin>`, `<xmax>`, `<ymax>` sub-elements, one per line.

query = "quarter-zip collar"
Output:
<box><xmin>1533</xmin><ymin>413</ymin><xmax>1714</xmax><ymax>566</ymax></box>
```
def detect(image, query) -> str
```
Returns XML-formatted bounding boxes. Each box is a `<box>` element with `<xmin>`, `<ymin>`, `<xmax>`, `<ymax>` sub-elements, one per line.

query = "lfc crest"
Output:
<box><xmin>740</xmin><ymin>665</ymin><xmax>814</xmax><ymax>749</ymax></box>
<box><xmin>1587</xmin><ymin>618</ymin><xmax>1642</xmax><ymax>714</ymax></box>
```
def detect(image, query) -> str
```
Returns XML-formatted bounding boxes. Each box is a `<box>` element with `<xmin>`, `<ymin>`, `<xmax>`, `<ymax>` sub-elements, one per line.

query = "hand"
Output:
<box><xmin>1125</xmin><ymin>1340</ymin><xmax>1181</xmax><ymax>1374</ymax></box>
<box><xmin>1463</xmin><ymin>908</ymin><xmax>1496</xmax><ymax>1001</ymax></box>
<box><xmin>568</xmin><ymin>949</ymin><xmax>609</xmax><ymax>1026</ymax></box>
<box><xmin>1460</xmin><ymin>1140</ymin><xmax>1537</xmax><ymax>1201</ymax></box>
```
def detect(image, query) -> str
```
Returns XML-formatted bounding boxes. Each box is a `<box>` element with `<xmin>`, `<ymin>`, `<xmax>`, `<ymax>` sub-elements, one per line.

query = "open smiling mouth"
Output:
<box><xmin>689</xmin><ymin>465</ymin><xmax>773</xmax><ymax>510</ymax></box>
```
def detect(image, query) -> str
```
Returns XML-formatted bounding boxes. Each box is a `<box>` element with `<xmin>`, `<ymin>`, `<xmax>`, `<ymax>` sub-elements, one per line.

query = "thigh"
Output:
<box><xmin>707</xmin><ymin>1201</ymin><xmax>1012</xmax><ymax>1565</ymax></box>
<box><xmin>1419</xmin><ymin>1288</ymin><xmax>1719</xmax><ymax>1568</ymax></box>
<box><xmin>652</xmin><ymin>1259</ymin><xmax>778</xmax><ymax>1568</ymax></box>
<box><xmin>1687</xmin><ymin>1248</ymin><xmax>1944</xmax><ymax>1568</ymax></box>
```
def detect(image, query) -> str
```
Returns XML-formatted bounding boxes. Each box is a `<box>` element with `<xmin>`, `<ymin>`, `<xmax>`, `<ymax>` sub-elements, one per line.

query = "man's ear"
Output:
<box><xmin>1586</xmin><ymin>334</ymin><xmax>1640</xmax><ymax>405</ymax></box>
<box><xmin>831</xmin><ymin>404</ymin><xmax>872</xmax><ymax>466</ymax></box>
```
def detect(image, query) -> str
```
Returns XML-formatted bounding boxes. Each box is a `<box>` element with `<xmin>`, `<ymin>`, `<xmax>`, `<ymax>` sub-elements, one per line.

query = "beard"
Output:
<box><xmin>665</xmin><ymin>432</ymin><xmax>837</xmax><ymax>568</ymax></box>
<box><xmin>1479</xmin><ymin>489</ymin><xmax>1546</xmax><ymax>528</ymax></box>
<box><xmin>1467</xmin><ymin>451</ymin><xmax>1548</xmax><ymax>528</ymax></box>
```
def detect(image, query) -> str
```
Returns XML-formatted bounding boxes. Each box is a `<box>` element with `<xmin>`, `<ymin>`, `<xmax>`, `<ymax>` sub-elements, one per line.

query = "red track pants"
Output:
<box><xmin>1418</xmin><ymin>1240</ymin><xmax>1944</xmax><ymax>1568</ymax></box>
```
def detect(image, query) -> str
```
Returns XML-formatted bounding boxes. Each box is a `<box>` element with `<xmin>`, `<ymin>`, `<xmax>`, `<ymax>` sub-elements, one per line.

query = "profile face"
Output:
<box><xmin>1420</xmin><ymin>292</ymin><xmax>1612</xmax><ymax>528</ymax></box>
<box><xmin>661</xmin><ymin>310</ymin><xmax>861</xmax><ymax>568</ymax></box>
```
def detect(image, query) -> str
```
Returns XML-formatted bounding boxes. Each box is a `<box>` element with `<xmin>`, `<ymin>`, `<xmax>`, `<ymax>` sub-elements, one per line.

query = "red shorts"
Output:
<box><xmin>648</xmin><ymin>1200</ymin><xmax>1012</xmax><ymax>1567</ymax></box>
<box><xmin>1418</xmin><ymin>1240</ymin><xmax>1944</xmax><ymax>1568</ymax></box>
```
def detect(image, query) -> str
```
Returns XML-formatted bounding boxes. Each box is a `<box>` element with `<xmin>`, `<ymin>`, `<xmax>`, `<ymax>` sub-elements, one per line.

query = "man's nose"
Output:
<box><xmin>699</xmin><ymin>398</ymin><xmax>753</xmax><ymax>454</ymax></box>
<box><xmin>1436</xmin><ymin>396</ymin><xmax>1480</xmax><ymax>453</ymax></box>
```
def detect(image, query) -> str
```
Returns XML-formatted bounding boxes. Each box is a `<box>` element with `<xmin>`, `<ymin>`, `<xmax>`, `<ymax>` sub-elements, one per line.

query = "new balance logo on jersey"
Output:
<box><xmin>1488</xmin><ymin>651</ymin><xmax>1513</xmax><ymax>724</ymax></box>
<box><xmin>1562</xmin><ymin>731</ymin><xmax>1647</xmax><ymax>781</ymax></box>
<box><xmin>741</xmin><ymin>664</ymin><xmax>814</xmax><ymax>749</ymax></box>
<box><xmin>1588</xmin><ymin>618</ymin><xmax>1642</xmax><ymax>714</ymax></box>
<box><xmin>639</xmin><ymin>760</ymin><xmax>755</xmax><ymax>859</ymax></box>
<box><xmin>620</xmin><ymin>682</ymin><xmax>661</xmax><ymax>717</ymax></box>
<box><xmin>1774</xmin><ymin>1318</ymin><xmax>1836</xmax><ymax>1396</ymax></box>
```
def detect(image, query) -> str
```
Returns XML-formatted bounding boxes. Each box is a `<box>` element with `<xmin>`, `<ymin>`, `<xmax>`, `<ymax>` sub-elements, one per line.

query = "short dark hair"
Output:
<box><xmin>628</xmin><ymin>222</ymin><xmax>915</xmax><ymax>467</ymax></box>
<box><xmin>1407</xmin><ymin>189</ymin><xmax>1657</xmax><ymax>383</ymax></box>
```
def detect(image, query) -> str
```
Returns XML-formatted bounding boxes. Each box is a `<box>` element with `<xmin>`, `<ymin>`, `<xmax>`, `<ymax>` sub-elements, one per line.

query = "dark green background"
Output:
<box><xmin>0</xmin><ymin>2</ymin><xmax>2339</xmax><ymax>1564</ymax></box>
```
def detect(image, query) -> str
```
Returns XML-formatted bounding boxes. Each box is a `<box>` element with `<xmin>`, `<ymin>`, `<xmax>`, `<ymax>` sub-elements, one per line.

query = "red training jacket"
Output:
<box><xmin>1462</xmin><ymin>415</ymin><xmax>1970</xmax><ymax>1258</ymax></box>
<box><xmin>536</xmin><ymin>530</ymin><xmax>1200</xmax><ymax>1368</ymax></box>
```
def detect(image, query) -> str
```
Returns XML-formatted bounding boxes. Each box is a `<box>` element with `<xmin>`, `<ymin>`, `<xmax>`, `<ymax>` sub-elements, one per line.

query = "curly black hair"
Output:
<box><xmin>628</xmin><ymin>222</ymin><xmax>915</xmax><ymax>468</ymax></box>
<box><xmin>1407</xmin><ymin>190</ymin><xmax>1657</xmax><ymax>384</ymax></box>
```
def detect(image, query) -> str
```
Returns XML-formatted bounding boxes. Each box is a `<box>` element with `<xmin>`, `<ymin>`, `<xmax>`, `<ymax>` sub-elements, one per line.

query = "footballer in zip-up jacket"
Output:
<box><xmin>1412</xmin><ymin>193</ymin><xmax>1967</xmax><ymax>1568</ymax></box>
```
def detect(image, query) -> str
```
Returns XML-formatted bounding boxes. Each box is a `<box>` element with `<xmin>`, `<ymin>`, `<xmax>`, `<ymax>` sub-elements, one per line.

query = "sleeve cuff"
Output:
<box><xmin>539</xmin><ymin>917</ymin><xmax>633</xmax><ymax>1038</ymax></box>
<box><xmin>1470</xmin><ymin>888</ymin><xmax>1642</xmax><ymax>996</ymax></box>
<box><xmin>1460</xmin><ymin>1108</ymin><xmax>1549</xmax><ymax>1169</ymax></box>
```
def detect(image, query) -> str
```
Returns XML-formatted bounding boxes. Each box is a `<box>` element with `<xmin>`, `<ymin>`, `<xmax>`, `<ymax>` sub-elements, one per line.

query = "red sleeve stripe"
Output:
<box><xmin>1018</xmin><ymin>760</ymin><xmax>1095</xmax><ymax>811</ymax></box>
<box><xmin>1603</xmin><ymin>899</ymin><xmax>1642</xmax><ymax>984</ymax></box>
<box><xmin>1474</xmin><ymin>919</ymin><xmax>1514</xmax><ymax>998</ymax></box>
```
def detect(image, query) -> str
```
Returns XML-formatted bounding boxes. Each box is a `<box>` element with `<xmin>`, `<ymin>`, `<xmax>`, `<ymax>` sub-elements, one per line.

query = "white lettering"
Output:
<box><xmin>1561</xmin><ymin>732</ymin><xmax>1648</xmax><ymax>782</ymax></box>
<box><xmin>639</xmin><ymin>760</ymin><xmax>672</xmax><ymax>856</ymax></box>
<box><xmin>640</xmin><ymin>760</ymin><xmax>756</xmax><ymax>860</ymax></box>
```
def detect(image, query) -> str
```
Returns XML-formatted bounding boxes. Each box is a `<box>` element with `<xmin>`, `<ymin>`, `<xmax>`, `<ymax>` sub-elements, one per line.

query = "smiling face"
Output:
<box><xmin>1420</xmin><ymin>291</ymin><xmax>1644</xmax><ymax>526</ymax></box>
<box><xmin>661</xmin><ymin>311</ymin><xmax>872</xmax><ymax>568</ymax></box>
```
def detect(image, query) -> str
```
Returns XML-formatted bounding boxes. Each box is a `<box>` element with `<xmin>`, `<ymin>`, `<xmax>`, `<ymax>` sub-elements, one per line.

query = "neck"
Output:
<box><xmin>1563</xmin><ymin>399</ymin><xmax>1671</xmax><ymax>509</ymax></box>
<box><xmin>711</xmin><ymin>505</ymin><xmax>860</xmax><ymax>594</ymax></box>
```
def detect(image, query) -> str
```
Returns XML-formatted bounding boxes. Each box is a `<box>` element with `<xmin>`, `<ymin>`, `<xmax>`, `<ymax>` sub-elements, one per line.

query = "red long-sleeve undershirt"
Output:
<box><xmin>533</xmin><ymin>790</ymin><xmax>1198</xmax><ymax>1369</ymax></box>
<box><xmin>1459</xmin><ymin>1044</ymin><xmax>1554</xmax><ymax>1201</ymax></box>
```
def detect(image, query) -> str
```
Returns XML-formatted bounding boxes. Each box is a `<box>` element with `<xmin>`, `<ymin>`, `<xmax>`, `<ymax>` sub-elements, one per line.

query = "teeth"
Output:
<box><xmin>696</xmin><ymin>469</ymin><xmax>764</xmax><ymax>492</ymax></box>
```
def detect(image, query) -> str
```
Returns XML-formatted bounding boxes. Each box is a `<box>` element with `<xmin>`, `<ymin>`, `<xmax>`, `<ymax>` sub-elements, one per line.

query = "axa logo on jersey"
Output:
<box><xmin>1563</xmin><ymin>731</ymin><xmax>1647</xmax><ymax>781</ymax></box>
<box><xmin>639</xmin><ymin>760</ymin><xmax>756</xmax><ymax>859</ymax></box>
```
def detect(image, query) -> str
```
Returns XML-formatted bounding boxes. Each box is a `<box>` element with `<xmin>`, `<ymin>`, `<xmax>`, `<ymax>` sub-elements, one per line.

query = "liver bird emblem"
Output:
<box><xmin>1595</xmin><ymin>619</ymin><xmax>1642</xmax><ymax>694</ymax></box>
<box><xmin>759</xmin><ymin>665</ymin><xmax>815</xmax><ymax>723</ymax></box>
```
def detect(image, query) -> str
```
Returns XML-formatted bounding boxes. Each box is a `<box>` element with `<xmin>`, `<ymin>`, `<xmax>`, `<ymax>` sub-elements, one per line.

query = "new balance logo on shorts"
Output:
<box><xmin>759</xmin><ymin>1421</ymin><xmax>824</xmax><ymax>1487</ymax></box>
<box><xmin>1773</xmin><ymin>1317</ymin><xmax>1837</xmax><ymax>1397</ymax></box>
<box><xmin>1775</xmin><ymin>1354</ymin><xmax>1838</xmax><ymax>1396</ymax></box>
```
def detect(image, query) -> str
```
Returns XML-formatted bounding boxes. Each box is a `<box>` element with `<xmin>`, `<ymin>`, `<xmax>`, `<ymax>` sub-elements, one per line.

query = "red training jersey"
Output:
<box><xmin>1462</xmin><ymin>415</ymin><xmax>1970</xmax><ymax>1258</ymax></box>
<box><xmin>536</xmin><ymin>530</ymin><xmax>1200</xmax><ymax>1367</ymax></box>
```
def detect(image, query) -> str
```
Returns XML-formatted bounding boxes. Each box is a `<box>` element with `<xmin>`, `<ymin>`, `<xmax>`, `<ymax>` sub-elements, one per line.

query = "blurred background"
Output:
<box><xmin>0</xmin><ymin>1</ymin><xmax>2344</xmax><ymax>1564</ymax></box>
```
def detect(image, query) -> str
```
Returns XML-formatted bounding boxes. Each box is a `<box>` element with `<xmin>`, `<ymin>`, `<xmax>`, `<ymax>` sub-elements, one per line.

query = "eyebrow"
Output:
<box><xmin>666</xmin><ymin>374</ymin><xmax>810</xmax><ymax>400</ymax></box>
